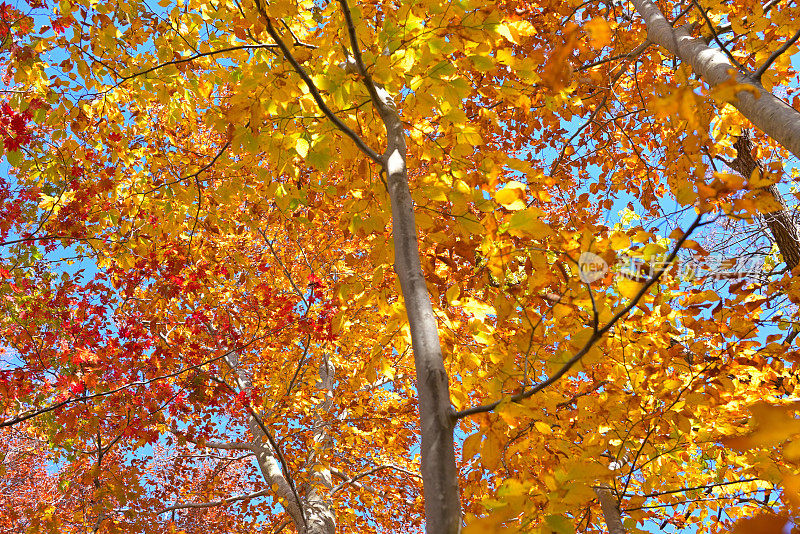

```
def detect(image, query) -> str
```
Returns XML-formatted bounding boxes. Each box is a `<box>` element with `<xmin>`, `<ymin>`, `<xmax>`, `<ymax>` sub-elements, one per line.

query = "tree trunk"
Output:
<box><xmin>223</xmin><ymin>348</ymin><xmax>336</xmax><ymax>534</ymax></box>
<box><xmin>263</xmin><ymin>2</ymin><xmax>463</xmax><ymax>529</ymax></box>
<box><xmin>728</xmin><ymin>130</ymin><xmax>800</xmax><ymax>270</ymax></box>
<box><xmin>379</xmin><ymin>90</ymin><xmax>463</xmax><ymax>534</ymax></box>
<box><xmin>595</xmin><ymin>485</ymin><xmax>626</xmax><ymax>534</ymax></box>
<box><xmin>631</xmin><ymin>0</ymin><xmax>800</xmax><ymax>160</ymax></box>
<box><xmin>337</xmin><ymin>4</ymin><xmax>463</xmax><ymax>530</ymax></box>
<box><xmin>302</xmin><ymin>356</ymin><xmax>337</xmax><ymax>534</ymax></box>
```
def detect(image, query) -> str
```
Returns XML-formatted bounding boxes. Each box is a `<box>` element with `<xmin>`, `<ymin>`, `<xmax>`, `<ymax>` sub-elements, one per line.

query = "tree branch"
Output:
<box><xmin>156</xmin><ymin>489</ymin><xmax>270</xmax><ymax>514</ymax></box>
<box><xmin>331</xmin><ymin>464</ymin><xmax>422</xmax><ymax>494</ymax></box>
<box><xmin>254</xmin><ymin>0</ymin><xmax>382</xmax><ymax>164</ymax></box>
<box><xmin>0</xmin><ymin>337</ymin><xmax>264</xmax><ymax>429</ymax></box>
<box><xmin>595</xmin><ymin>484</ymin><xmax>626</xmax><ymax>534</ymax></box>
<box><xmin>184</xmin><ymin>436</ymin><xmax>254</xmax><ymax>451</ymax></box>
<box><xmin>119</xmin><ymin>44</ymin><xmax>279</xmax><ymax>82</ymax></box>
<box><xmin>752</xmin><ymin>28</ymin><xmax>800</xmax><ymax>81</ymax></box>
<box><xmin>454</xmin><ymin>214</ymin><xmax>705</xmax><ymax>420</ymax></box>
<box><xmin>692</xmin><ymin>0</ymin><xmax>745</xmax><ymax>71</ymax></box>
<box><xmin>577</xmin><ymin>40</ymin><xmax>651</xmax><ymax>72</ymax></box>
<box><xmin>632</xmin><ymin>0</ymin><xmax>800</xmax><ymax>159</ymax></box>
<box><xmin>337</xmin><ymin>0</ymin><xmax>384</xmax><ymax>114</ymax></box>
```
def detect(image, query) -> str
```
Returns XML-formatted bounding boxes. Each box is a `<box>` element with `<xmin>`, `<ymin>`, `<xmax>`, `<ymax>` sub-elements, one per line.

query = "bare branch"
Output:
<box><xmin>692</xmin><ymin>0</ymin><xmax>745</xmax><ymax>71</ymax></box>
<box><xmin>337</xmin><ymin>0</ymin><xmax>385</xmax><ymax>115</ymax></box>
<box><xmin>184</xmin><ymin>436</ymin><xmax>254</xmax><ymax>451</ymax></box>
<box><xmin>156</xmin><ymin>489</ymin><xmax>270</xmax><ymax>514</ymax></box>
<box><xmin>0</xmin><ymin>336</ymin><xmax>265</xmax><ymax>429</ymax></box>
<box><xmin>577</xmin><ymin>40</ymin><xmax>651</xmax><ymax>72</ymax></box>
<box><xmin>331</xmin><ymin>464</ymin><xmax>422</xmax><ymax>494</ymax></box>
<box><xmin>637</xmin><ymin>478</ymin><xmax>763</xmax><ymax>498</ymax></box>
<box><xmin>118</xmin><ymin>44</ymin><xmax>279</xmax><ymax>82</ymax></box>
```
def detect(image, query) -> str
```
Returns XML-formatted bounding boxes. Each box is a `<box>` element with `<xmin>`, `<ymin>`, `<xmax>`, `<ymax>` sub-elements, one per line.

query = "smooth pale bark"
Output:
<box><xmin>263</xmin><ymin>1</ymin><xmax>462</xmax><ymax>529</ymax></box>
<box><xmin>595</xmin><ymin>485</ymin><xmax>626</xmax><ymax>534</ymax></box>
<box><xmin>374</xmin><ymin>85</ymin><xmax>462</xmax><ymax>534</ymax></box>
<box><xmin>338</xmin><ymin>3</ymin><xmax>462</xmax><ymax>532</ymax></box>
<box><xmin>222</xmin><ymin>350</ymin><xmax>309</xmax><ymax>530</ymax></box>
<box><xmin>222</xmin><ymin>347</ymin><xmax>336</xmax><ymax>534</ymax></box>
<box><xmin>632</xmin><ymin>0</ymin><xmax>800</xmax><ymax>160</ymax></box>
<box><xmin>301</xmin><ymin>356</ymin><xmax>337</xmax><ymax>534</ymax></box>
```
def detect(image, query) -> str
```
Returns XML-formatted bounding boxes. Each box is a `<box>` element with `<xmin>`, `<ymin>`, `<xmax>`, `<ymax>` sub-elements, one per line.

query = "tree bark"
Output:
<box><xmin>595</xmin><ymin>485</ymin><xmax>626</xmax><ymax>534</ymax></box>
<box><xmin>222</xmin><ymin>346</ymin><xmax>337</xmax><ymax>534</ymax></box>
<box><xmin>631</xmin><ymin>0</ymin><xmax>800</xmax><ymax>160</ymax></box>
<box><xmin>222</xmin><ymin>350</ymin><xmax>309</xmax><ymax>531</ymax></box>
<box><xmin>261</xmin><ymin>1</ymin><xmax>463</xmax><ymax>529</ymax></box>
<box><xmin>728</xmin><ymin>130</ymin><xmax>800</xmax><ymax>270</ymax></box>
<box><xmin>302</xmin><ymin>356</ymin><xmax>337</xmax><ymax>534</ymax></box>
<box><xmin>376</xmin><ymin>86</ymin><xmax>462</xmax><ymax>534</ymax></box>
<box><xmin>337</xmin><ymin>3</ymin><xmax>462</xmax><ymax>533</ymax></box>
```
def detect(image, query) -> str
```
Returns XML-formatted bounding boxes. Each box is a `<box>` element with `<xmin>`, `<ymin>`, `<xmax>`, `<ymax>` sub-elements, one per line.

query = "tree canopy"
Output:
<box><xmin>1</xmin><ymin>0</ymin><xmax>800</xmax><ymax>532</ymax></box>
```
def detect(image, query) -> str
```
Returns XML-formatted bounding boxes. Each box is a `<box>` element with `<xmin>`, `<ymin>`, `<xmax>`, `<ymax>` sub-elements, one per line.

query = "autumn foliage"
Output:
<box><xmin>0</xmin><ymin>0</ymin><xmax>800</xmax><ymax>532</ymax></box>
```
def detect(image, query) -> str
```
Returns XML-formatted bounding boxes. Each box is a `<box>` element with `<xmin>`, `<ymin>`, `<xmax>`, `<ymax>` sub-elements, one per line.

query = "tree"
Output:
<box><xmin>1</xmin><ymin>0</ymin><xmax>800</xmax><ymax>532</ymax></box>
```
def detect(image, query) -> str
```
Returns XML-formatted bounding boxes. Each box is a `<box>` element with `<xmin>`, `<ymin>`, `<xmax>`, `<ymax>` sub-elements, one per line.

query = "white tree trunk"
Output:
<box><xmin>222</xmin><ymin>350</ymin><xmax>308</xmax><ymax>530</ymax></box>
<box><xmin>632</xmin><ymin>0</ymin><xmax>800</xmax><ymax>159</ymax></box>
<box><xmin>301</xmin><ymin>356</ymin><xmax>337</xmax><ymax>534</ymax></box>
<box><xmin>223</xmin><ymin>348</ymin><xmax>337</xmax><ymax>534</ymax></box>
<box><xmin>378</xmin><ymin>88</ymin><xmax>463</xmax><ymax>534</ymax></box>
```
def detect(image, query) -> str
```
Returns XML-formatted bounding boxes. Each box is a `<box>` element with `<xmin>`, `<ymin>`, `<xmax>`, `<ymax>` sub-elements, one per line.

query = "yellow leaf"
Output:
<box><xmin>506</xmin><ymin>210</ymin><xmax>554</xmax><ymax>238</ymax></box>
<box><xmin>481</xmin><ymin>431</ymin><xmax>502</xmax><ymax>469</ymax></box>
<box><xmin>617</xmin><ymin>278</ymin><xmax>643</xmax><ymax>299</ymax></box>
<box><xmin>546</xmin><ymin>514</ymin><xmax>575</xmax><ymax>534</ymax></box>
<box><xmin>470</xmin><ymin>54</ymin><xmax>495</xmax><ymax>72</ymax></box>
<box><xmin>783</xmin><ymin>439</ymin><xmax>800</xmax><ymax>460</ymax></box>
<box><xmin>296</xmin><ymin>137</ymin><xmax>310</xmax><ymax>158</ymax></box>
<box><xmin>495</xmin><ymin>23</ymin><xmax>516</xmax><ymax>43</ymax></box>
<box><xmin>753</xmin><ymin>190</ymin><xmax>784</xmax><ymax>213</ymax></box>
<box><xmin>462</xmin><ymin>432</ymin><xmax>482</xmax><ymax>461</ymax></box>
<box><xmin>534</xmin><ymin>421</ymin><xmax>551</xmax><ymax>433</ymax></box>
<box><xmin>609</xmin><ymin>232</ymin><xmax>631</xmax><ymax>250</ymax></box>
<box><xmin>675</xmin><ymin>184</ymin><xmax>696</xmax><ymax>205</ymax></box>
<box><xmin>445</xmin><ymin>284</ymin><xmax>460</xmax><ymax>304</ymax></box>
<box><xmin>498</xmin><ymin>402</ymin><xmax>529</xmax><ymax>429</ymax></box>
<box><xmin>585</xmin><ymin>18</ymin><xmax>612</xmax><ymax>50</ymax></box>
<box><xmin>462</xmin><ymin>298</ymin><xmax>495</xmax><ymax>321</ymax></box>
<box><xmin>495</xmin><ymin>180</ymin><xmax>527</xmax><ymax>210</ymax></box>
<box><xmin>709</xmin><ymin>76</ymin><xmax>762</xmax><ymax>105</ymax></box>
<box><xmin>725</xmin><ymin>402</ymin><xmax>800</xmax><ymax>450</ymax></box>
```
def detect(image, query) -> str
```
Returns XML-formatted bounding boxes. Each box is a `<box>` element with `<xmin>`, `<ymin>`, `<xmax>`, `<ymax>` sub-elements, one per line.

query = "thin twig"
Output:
<box><xmin>338</xmin><ymin>0</ymin><xmax>385</xmax><ymax>118</ymax></box>
<box><xmin>156</xmin><ymin>489</ymin><xmax>270</xmax><ymax>514</ymax></box>
<box><xmin>331</xmin><ymin>464</ymin><xmax>422</xmax><ymax>494</ymax></box>
<box><xmin>692</xmin><ymin>0</ymin><xmax>745</xmax><ymax>71</ymax></box>
<box><xmin>0</xmin><ymin>336</ymin><xmax>261</xmax><ymax>428</ymax></box>
<box><xmin>752</xmin><ymin>28</ymin><xmax>800</xmax><ymax>81</ymax></box>
<box><xmin>119</xmin><ymin>44</ymin><xmax>279</xmax><ymax>82</ymax></box>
